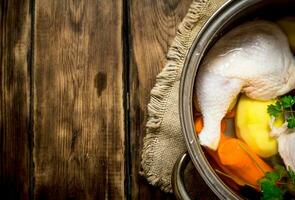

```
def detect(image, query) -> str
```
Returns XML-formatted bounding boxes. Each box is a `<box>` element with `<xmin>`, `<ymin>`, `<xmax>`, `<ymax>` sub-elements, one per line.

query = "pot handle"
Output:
<box><xmin>172</xmin><ymin>152</ymin><xmax>192</xmax><ymax>200</ymax></box>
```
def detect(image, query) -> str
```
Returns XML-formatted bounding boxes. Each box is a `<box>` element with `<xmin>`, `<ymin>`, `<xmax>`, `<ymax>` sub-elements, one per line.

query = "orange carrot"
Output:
<box><xmin>206</xmin><ymin>148</ymin><xmax>247</xmax><ymax>188</ymax></box>
<box><xmin>225</xmin><ymin>108</ymin><xmax>236</xmax><ymax>118</ymax></box>
<box><xmin>221</xmin><ymin>119</ymin><xmax>227</xmax><ymax>133</ymax></box>
<box><xmin>218</xmin><ymin>137</ymin><xmax>272</xmax><ymax>187</ymax></box>
<box><xmin>194</xmin><ymin>117</ymin><xmax>203</xmax><ymax>133</ymax></box>
<box><xmin>194</xmin><ymin>116</ymin><xmax>273</xmax><ymax>189</ymax></box>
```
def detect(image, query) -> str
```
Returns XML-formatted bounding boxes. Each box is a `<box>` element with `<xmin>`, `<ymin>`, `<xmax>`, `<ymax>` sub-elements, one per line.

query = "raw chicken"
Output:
<box><xmin>194</xmin><ymin>20</ymin><xmax>295</xmax><ymax>150</ymax></box>
<box><xmin>269</xmin><ymin>119</ymin><xmax>295</xmax><ymax>171</ymax></box>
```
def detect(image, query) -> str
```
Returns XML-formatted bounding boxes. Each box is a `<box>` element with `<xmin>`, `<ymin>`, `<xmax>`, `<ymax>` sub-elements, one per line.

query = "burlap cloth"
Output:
<box><xmin>141</xmin><ymin>0</ymin><xmax>227</xmax><ymax>193</ymax></box>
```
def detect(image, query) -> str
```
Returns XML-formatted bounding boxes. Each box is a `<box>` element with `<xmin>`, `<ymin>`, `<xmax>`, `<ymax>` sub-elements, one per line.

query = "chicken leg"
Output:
<box><xmin>194</xmin><ymin>20</ymin><xmax>295</xmax><ymax>150</ymax></box>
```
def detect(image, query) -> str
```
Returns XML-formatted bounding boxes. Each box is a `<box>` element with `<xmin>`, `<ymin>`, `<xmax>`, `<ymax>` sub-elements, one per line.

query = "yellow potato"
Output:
<box><xmin>235</xmin><ymin>95</ymin><xmax>284</xmax><ymax>158</ymax></box>
<box><xmin>277</xmin><ymin>17</ymin><xmax>295</xmax><ymax>53</ymax></box>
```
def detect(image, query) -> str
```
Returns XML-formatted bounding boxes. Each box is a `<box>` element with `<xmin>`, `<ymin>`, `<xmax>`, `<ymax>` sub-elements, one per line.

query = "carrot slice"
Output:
<box><xmin>225</xmin><ymin>108</ymin><xmax>236</xmax><ymax>118</ymax></box>
<box><xmin>218</xmin><ymin>138</ymin><xmax>272</xmax><ymax>187</ymax></box>
<box><xmin>194</xmin><ymin>117</ymin><xmax>203</xmax><ymax>134</ymax></box>
<box><xmin>194</xmin><ymin>116</ymin><xmax>272</xmax><ymax>189</ymax></box>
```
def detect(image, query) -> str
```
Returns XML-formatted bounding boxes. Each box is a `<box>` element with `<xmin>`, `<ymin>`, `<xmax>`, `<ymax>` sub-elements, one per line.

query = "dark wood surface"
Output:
<box><xmin>0</xmin><ymin>0</ymin><xmax>207</xmax><ymax>199</ymax></box>
<box><xmin>0</xmin><ymin>0</ymin><xmax>31</xmax><ymax>199</ymax></box>
<box><xmin>129</xmin><ymin>0</ymin><xmax>191</xmax><ymax>199</ymax></box>
<box><xmin>33</xmin><ymin>1</ymin><xmax>125</xmax><ymax>199</ymax></box>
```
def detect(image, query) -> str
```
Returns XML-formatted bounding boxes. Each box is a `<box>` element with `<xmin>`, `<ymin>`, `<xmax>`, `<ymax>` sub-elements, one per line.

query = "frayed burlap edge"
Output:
<box><xmin>140</xmin><ymin>0</ymin><xmax>220</xmax><ymax>193</ymax></box>
<box><xmin>145</xmin><ymin>0</ymin><xmax>209</xmax><ymax>134</ymax></box>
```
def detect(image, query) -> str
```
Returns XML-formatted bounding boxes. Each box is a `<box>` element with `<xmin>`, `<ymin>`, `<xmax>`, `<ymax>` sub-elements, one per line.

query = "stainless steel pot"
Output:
<box><xmin>176</xmin><ymin>0</ymin><xmax>295</xmax><ymax>199</ymax></box>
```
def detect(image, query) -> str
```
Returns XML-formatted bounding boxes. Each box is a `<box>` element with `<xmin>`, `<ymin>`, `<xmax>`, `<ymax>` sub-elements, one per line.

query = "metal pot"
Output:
<box><xmin>176</xmin><ymin>0</ymin><xmax>295</xmax><ymax>199</ymax></box>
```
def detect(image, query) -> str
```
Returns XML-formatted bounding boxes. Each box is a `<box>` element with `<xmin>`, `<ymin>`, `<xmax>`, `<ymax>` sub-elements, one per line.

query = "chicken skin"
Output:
<box><xmin>194</xmin><ymin>20</ymin><xmax>295</xmax><ymax>150</ymax></box>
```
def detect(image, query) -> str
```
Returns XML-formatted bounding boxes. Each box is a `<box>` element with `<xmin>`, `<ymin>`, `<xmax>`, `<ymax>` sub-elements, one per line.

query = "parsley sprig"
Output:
<box><xmin>288</xmin><ymin>166</ymin><xmax>295</xmax><ymax>185</ymax></box>
<box><xmin>259</xmin><ymin>165</ymin><xmax>295</xmax><ymax>200</ymax></box>
<box><xmin>267</xmin><ymin>95</ymin><xmax>295</xmax><ymax>129</ymax></box>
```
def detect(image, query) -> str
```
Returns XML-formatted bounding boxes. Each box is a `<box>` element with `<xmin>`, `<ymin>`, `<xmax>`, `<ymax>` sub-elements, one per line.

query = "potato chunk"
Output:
<box><xmin>235</xmin><ymin>95</ymin><xmax>283</xmax><ymax>158</ymax></box>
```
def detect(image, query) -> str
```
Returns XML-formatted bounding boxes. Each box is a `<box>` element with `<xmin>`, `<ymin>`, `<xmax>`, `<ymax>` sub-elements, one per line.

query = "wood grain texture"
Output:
<box><xmin>0</xmin><ymin>1</ymin><xmax>212</xmax><ymax>199</ymax></box>
<box><xmin>129</xmin><ymin>0</ymin><xmax>192</xmax><ymax>199</ymax></box>
<box><xmin>0</xmin><ymin>0</ymin><xmax>31</xmax><ymax>199</ymax></box>
<box><xmin>33</xmin><ymin>0</ymin><xmax>124</xmax><ymax>199</ymax></box>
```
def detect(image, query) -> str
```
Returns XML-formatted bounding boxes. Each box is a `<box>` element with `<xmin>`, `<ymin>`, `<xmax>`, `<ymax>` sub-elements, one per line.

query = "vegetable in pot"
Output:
<box><xmin>268</xmin><ymin>95</ymin><xmax>295</xmax><ymax>171</ymax></box>
<box><xmin>235</xmin><ymin>95</ymin><xmax>284</xmax><ymax>158</ymax></box>
<box><xmin>195</xmin><ymin>117</ymin><xmax>273</xmax><ymax>189</ymax></box>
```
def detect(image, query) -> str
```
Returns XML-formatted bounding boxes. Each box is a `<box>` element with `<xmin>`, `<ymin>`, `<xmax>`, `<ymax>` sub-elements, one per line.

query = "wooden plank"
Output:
<box><xmin>129</xmin><ymin>0</ymin><xmax>192</xmax><ymax>199</ymax></box>
<box><xmin>0</xmin><ymin>0</ymin><xmax>31</xmax><ymax>199</ymax></box>
<box><xmin>33</xmin><ymin>0</ymin><xmax>124</xmax><ymax>199</ymax></box>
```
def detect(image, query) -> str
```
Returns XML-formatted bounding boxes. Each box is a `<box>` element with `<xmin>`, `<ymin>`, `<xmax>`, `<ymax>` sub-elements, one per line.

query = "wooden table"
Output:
<box><xmin>0</xmin><ymin>0</ymin><xmax>202</xmax><ymax>199</ymax></box>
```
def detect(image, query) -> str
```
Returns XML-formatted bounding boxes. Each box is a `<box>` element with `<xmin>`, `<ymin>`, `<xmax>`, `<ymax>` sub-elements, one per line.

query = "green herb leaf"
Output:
<box><xmin>267</xmin><ymin>102</ymin><xmax>282</xmax><ymax>118</ymax></box>
<box><xmin>280</xmin><ymin>95</ymin><xmax>295</xmax><ymax>109</ymax></box>
<box><xmin>288</xmin><ymin>167</ymin><xmax>295</xmax><ymax>185</ymax></box>
<box><xmin>259</xmin><ymin>168</ymin><xmax>289</xmax><ymax>200</ymax></box>
<box><xmin>275</xmin><ymin>165</ymin><xmax>288</xmax><ymax>179</ymax></box>
<box><xmin>260</xmin><ymin>179</ymin><xmax>285</xmax><ymax>200</ymax></box>
<box><xmin>287</xmin><ymin>117</ymin><xmax>295</xmax><ymax>129</ymax></box>
<box><xmin>259</xmin><ymin>165</ymin><xmax>295</xmax><ymax>200</ymax></box>
<box><xmin>267</xmin><ymin>95</ymin><xmax>295</xmax><ymax>129</ymax></box>
<box><xmin>264</xmin><ymin>172</ymin><xmax>280</xmax><ymax>184</ymax></box>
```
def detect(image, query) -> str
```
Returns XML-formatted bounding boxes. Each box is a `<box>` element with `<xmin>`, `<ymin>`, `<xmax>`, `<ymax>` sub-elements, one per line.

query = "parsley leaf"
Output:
<box><xmin>267</xmin><ymin>95</ymin><xmax>295</xmax><ymax>129</ymax></box>
<box><xmin>287</xmin><ymin>117</ymin><xmax>295</xmax><ymax>129</ymax></box>
<box><xmin>267</xmin><ymin>102</ymin><xmax>282</xmax><ymax>118</ymax></box>
<box><xmin>264</xmin><ymin>172</ymin><xmax>280</xmax><ymax>184</ymax></box>
<box><xmin>288</xmin><ymin>166</ymin><xmax>295</xmax><ymax>185</ymax></box>
<box><xmin>280</xmin><ymin>95</ymin><xmax>295</xmax><ymax>109</ymax></box>
<box><xmin>260</xmin><ymin>180</ymin><xmax>284</xmax><ymax>200</ymax></box>
<box><xmin>259</xmin><ymin>165</ymin><xmax>295</xmax><ymax>200</ymax></box>
<box><xmin>275</xmin><ymin>165</ymin><xmax>288</xmax><ymax>179</ymax></box>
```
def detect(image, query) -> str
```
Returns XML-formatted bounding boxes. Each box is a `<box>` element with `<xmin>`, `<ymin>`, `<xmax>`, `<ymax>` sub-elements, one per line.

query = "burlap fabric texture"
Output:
<box><xmin>141</xmin><ymin>0</ymin><xmax>227</xmax><ymax>193</ymax></box>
